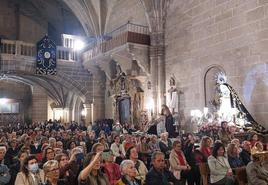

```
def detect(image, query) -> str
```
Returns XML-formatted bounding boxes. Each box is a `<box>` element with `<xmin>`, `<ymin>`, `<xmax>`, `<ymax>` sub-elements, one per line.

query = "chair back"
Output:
<box><xmin>234</xmin><ymin>167</ymin><xmax>248</xmax><ymax>185</ymax></box>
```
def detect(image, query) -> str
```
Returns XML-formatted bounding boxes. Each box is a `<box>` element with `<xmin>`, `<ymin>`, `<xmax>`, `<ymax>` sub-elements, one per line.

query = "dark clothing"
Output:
<box><xmin>0</xmin><ymin>164</ymin><xmax>11</xmax><ymax>185</ymax></box>
<box><xmin>86</xmin><ymin>139</ymin><xmax>97</xmax><ymax>152</ymax></box>
<box><xmin>59</xmin><ymin>160</ymin><xmax>80</xmax><ymax>185</ymax></box>
<box><xmin>165</xmin><ymin>115</ymin><xmax>175</xmax><ymax>138</ymax></box>
<box><xmin>30</xmin><ymin>144</ymin><xmax>42</xmax><ymax>154</ymax></box>
<box><xmin>159</xmin><ymin>140</ymin><xmax>172</xmax><ymax>159</ymax></box>
<box><xmin>44</xmin><ymin>179</ymin><xmax>66</xmax><ymax>185</ymax></box>
<box><xmin>239</xmin><ymin>149</ymin><xmax>251</xmax><ymax>165</ymax></box>
<box><xmin>145</xmin><ymin>167</ymin><xmax>180</xmax><ymax>185</ymax></box>
<box><xmin>118</xmin><ymin>176</ymin><xmax>141</xmax><ymax>185</ymax></box>
<box><xmin>183</xmin><ymin>143</ymin><xmax>200</xmax><ymax>185</ymax></box>
<box><xmin>7</xmin><ymin>159</ymin><xmax>20</xmax><ymax>185</ymax></box>
<box><xmin>227</xmin><ymin>155</ymin><xmax>244</xmax><ymax>169</ymax></box>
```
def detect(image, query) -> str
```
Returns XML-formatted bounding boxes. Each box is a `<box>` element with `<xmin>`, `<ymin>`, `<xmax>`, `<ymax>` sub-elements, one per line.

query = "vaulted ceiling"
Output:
<box><xmin>8</xmin><ymin>0</ymin><xmax>85</xmax><ymax>36</ymax></box>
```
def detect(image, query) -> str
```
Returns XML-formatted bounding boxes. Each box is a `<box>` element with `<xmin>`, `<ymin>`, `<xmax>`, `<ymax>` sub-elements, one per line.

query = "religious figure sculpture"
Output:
<box><xmin>216</xmin><ymin>73</ymin><xmax>233</xmax><ymax>122</ymax></box>
<box><xmin>167</xmin><ymin>76</ymin><xmax>179</xmax><ymax>114</ymax></box>
<box><xmin>214</xmin><ymin>72</ymin><xmax>268</xmax><ymax>134</ymax></box>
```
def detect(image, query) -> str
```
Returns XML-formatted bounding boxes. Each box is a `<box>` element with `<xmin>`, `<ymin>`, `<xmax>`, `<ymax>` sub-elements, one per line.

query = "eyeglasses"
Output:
<box><xmin>47</xmin><ymin>151</ymin><xmax>54</xmax><ymax>154</ymax></box>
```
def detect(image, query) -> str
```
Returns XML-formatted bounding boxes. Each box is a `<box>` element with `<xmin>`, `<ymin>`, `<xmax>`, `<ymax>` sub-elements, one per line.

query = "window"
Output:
<box><xmin>0</xmin><ymin>102</ymin><xmax>19</xmax><ymax>113</ymax></box>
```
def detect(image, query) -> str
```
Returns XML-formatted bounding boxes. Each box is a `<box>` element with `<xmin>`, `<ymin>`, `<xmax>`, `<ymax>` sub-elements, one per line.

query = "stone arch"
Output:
<box><xmin>2</xmin><ymin>70</ymin><xmax>87</xmax><ymax>104</ymax></box>
<box><xmin>203</xmin><ymin>65</ymin><xmax>226</xmax><ymax>109</ymax></box>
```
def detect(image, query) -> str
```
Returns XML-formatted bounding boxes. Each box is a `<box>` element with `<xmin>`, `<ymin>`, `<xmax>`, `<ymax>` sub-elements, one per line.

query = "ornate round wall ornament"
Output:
<box><xmin>44</xmin><ymin>51</ymin><xmax>51</xmax><ymax>59</ymax></box>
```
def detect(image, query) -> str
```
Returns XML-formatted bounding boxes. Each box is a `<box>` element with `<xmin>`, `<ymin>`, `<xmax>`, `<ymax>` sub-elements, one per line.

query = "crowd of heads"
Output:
<box><xmin>0</xmin><ymin>119</ymin><xmax>266</xmax><ymax>185</ymax></box>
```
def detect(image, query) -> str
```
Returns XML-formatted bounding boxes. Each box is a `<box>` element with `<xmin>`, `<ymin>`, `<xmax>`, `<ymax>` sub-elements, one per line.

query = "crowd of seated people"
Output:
<box><xmin>0</xmin><ymin>119</ymin><xmax>267</xmax><ymax>185</ymax></box>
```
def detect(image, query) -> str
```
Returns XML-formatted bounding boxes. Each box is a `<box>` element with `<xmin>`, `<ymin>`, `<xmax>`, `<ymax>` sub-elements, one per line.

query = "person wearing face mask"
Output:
<box><xmin>15</xmin><ymin>155</ymin><xmax>45</xmax><ymax>185</ymax></box>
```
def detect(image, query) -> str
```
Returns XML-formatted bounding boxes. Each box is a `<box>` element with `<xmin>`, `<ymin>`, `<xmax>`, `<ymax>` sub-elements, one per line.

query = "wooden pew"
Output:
<box><xmin>234</xmin><ymin>167</ymin><xmax>248</xmax><ymax>185</ymax></box>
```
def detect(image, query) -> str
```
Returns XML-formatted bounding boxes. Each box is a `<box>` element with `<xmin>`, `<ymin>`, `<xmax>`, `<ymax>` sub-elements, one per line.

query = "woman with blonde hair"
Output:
<box><xmin>43</xmin><ymin>160</ymin><xmax>63</xmax><ymax>185</ymax></box>
<box><xmin>227</xmin><ymin>143</ymin><xmax>244</xmax><ymax>169</ymax></box>
<box><xmin>195</xmin><ymin>136</ymin><xmax>212</xmax><ymax>163</ymax></box>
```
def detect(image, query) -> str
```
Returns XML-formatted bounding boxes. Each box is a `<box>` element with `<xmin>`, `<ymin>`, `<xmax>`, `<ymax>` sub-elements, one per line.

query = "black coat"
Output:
<box><xmin>239</xmin><ymin>149</ymin><xmax>251</xmax><ymax>165</ymax></box>
<box><xmin>145</xmin><ymin>167</ymin><xmax>180</xmax><ymax>185</ymax></box>
<box><xmin>165</xmin><ymin>115</ymin><xmax>175</xmax><ymax>138</ymax></box>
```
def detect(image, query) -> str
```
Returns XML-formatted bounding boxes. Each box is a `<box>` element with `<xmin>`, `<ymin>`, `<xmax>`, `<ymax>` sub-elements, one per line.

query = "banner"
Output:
<box><xmin>36</xmin><ymin>35</ymin><xmax>56</xmax><ymax>75</ymax></box>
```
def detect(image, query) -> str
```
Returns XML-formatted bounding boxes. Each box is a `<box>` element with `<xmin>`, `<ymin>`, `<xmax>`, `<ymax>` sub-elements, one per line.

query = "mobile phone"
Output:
<box><xmin>76</xmin><ymin>153</ymin><xmax>84</xmax><ymax>163</ymax></box>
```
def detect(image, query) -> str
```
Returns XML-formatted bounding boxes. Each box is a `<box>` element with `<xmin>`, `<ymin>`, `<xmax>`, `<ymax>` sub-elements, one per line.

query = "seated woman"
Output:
<box><xmin>125</xmin><ymin>146</ymin><xmax>148</xmax><ymax>183</ymax></box>
<box><xmin>55</xmin><ymin>152</ymin><xmax>80</xmax><ymax>185</ymax></box>
<box><xmin>78</xmin><ymin>152</ymin><xmax>109</xmax><ymax>185</ymax></box>
<box><xmin>43</xmin><ymin>160</ymin><xmax>64</xmax><ymax>185</ymax></box>
<box><xmin>15</xmin><ymin>155</ymin><xmax>45</xmax><ymax>185</ymax></box>
<box><xmin>41</xmin><ymin>147</ymin><xmax>55</xmax><ymax>167</ymax></box>
<box><xmin>9</xmin><ymin>150</ymin><xmax>29</xmax><ymax>185</ymax></box>
<box><xmin>246</xmin><ymin>151</ymin><xmax>268</xmax><ymax>185</ymax></box>
<box><xmin>227</xmin><ymin>143</ymin><xmax>244</xmax><ymax>169</ymax></box>
<box><xmin>110</xmin><ymin>135</ymin><xmax>126</xmax><ymax>165</ymax></box>
<box><xmin>116</xmin><ymin>160</ymin><xmax>141</xmax><ymax>185</ymax></box>
<box><xmin>169</xmin><ymin>140</ymin><xmax>191</xmax><ymax>185</ymax></box>
<box><xmin>102</xmin><ymin>149</ymin><xmax>121</xmax><ymax>185</ymax></box>
<box><xmin>159</xmin><ymin>132</ymin><xmax>172</xmax><ymax>159</ymax></box>
<box><xmin>208</xmin><ymin>143</ymin><xmax>235</xmax><ymax>185</ymax></box>
<box><xmin>195</xmin><ymin>136</ymin><xmax>212</xmax><ymax>164</ymax></box>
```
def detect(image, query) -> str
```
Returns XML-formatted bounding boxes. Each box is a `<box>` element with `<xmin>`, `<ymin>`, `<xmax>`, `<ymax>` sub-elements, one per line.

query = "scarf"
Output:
<box><xmin>175</xmin><ymin>151</ymin><xmax>186</xmax><ymax>166</ymax></box>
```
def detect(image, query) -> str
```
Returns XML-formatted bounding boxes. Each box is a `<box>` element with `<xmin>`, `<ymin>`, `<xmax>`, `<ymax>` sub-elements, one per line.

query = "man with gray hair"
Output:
<box><xmin>145</xmin><ymin>151</ymin><xmax>180</xmax><ymax>185</ymax></box>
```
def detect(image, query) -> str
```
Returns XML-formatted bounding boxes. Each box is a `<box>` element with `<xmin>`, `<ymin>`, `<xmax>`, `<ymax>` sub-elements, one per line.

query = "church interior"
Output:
<box><xmin>1</xmin><ymin>1</ymin><xmax>268</xmax><ymax>185</ymax></box>
<box><xmin>1</xmin><ymin>0</ymin><xmax>268</xmax><ymax>133</ymax></box>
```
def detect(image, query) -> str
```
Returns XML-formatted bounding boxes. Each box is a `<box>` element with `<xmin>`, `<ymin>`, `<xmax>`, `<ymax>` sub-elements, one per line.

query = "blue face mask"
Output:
<box><xmin>28</xmin><ymin>163</ymin><xmax>39</xmax><ymax>173</ymax></box>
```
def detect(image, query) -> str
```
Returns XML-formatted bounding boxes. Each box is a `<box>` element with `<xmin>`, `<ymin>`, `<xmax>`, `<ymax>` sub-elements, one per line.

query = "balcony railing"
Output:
<box><xmin>85</xmin><ymin>23</ymin><xmax>150</xmax><ymax>59</ymax></box>
<box><xmin>0</xmin><ymin>39</ymin><xmax>79</xmax><ymax>62</ymax></box>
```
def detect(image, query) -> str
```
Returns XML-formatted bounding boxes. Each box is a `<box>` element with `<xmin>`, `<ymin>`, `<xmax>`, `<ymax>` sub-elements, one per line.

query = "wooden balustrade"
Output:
<box><xmin>84</xmin><ymin>23</ymin><xmax>150</xmax><ymax>59</ymax></box>
<box><xmin>0</xmin><ymin>39</ymin><xmax>78</xmax><ymax>62</ymax></box>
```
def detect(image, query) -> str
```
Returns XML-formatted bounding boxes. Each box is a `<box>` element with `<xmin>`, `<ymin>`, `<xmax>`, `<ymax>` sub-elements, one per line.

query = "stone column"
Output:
<box><xmin>91</xmin><ymin>67</ymin><xmax>106</xmax><ymax>123</ymax></box>
<box><xmin>150</xmin><ymin>32</ymin><xmax>165</xmax><ymax>114</ymax></box>
<box><xmin>140</xmin><ymin>0</ymin><xmax>170</xmax><ymax>115</ymax></box>
<box><xmin>83</xmin><ymin>103</ymin><xmax>93</xmax><ymax>126</ymax></box>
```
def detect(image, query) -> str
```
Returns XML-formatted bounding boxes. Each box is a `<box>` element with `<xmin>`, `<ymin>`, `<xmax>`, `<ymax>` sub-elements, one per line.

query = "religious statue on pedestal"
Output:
<box><xmin>214</xmin><ymin>72</ymin><xmax>268</xmax><ymax>134</ymax></box>
<box><xmin>167</xmin><ymin>76</ymin><xmax>179</xmax><ymax>114</ymax></box>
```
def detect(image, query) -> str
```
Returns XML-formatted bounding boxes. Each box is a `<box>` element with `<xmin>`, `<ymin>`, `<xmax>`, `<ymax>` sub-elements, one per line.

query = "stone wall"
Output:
<box><xmin>165</xmin><ymin>0</ymin><xmax>268</xmax><ymax>129</ymax></box>
<box><xmin>106</xmin><ymin>0</ymin><xmax>148</xmax><ymax>32</ymax></box>
<box><xmin>0</xmin><ymin>0</ymin><xmax>17</xmax><ymax>39</ymax></box>
<box><xmin>19</xmin><ymin>14</ymin><xmax>47</xmax><ymax>43</ymax></box>
<box><xmin>0</xmin><ymin>0</ymin><xmax>46</xmax><ymax>42</ymax></box>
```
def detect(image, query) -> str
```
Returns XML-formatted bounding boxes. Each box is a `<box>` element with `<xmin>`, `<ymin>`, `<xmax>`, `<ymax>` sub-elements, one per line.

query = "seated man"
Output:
<box><xmin>145</xmin><ymin>151</ymin><xmax>180</xmax><ymax>185</ymax></box>
<box><xmin>246</xmin><ymin>151</ymin><xmax>268</xmax><ymax>185</ymax></box>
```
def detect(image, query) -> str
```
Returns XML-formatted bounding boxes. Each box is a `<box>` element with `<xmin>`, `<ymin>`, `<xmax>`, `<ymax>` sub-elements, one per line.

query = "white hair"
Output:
<box><xmin>0</xmin><ymin>146</ymin><xmax>6</xmax><ymax>152</ymax></box>
<box><xmin>120</xmin><ymin>160</ymin><xmax>134</xmax><ymax>175</ymax></box>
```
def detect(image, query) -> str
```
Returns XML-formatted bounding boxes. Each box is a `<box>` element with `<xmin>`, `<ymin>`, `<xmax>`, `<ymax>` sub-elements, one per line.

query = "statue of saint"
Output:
<box><xmin>167</xmin><ymin>76</ymin><xmax>179</xmax><ymax>114</ymax></box>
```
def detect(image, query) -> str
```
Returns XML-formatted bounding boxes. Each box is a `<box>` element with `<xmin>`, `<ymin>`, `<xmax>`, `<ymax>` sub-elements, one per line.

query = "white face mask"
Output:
<box><xmin>28</xmin><ymin>163</ymin><xmax>39</xmax><ymax>173</ymax></box>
